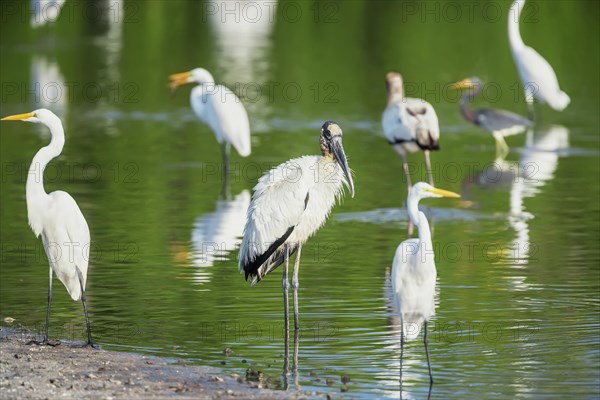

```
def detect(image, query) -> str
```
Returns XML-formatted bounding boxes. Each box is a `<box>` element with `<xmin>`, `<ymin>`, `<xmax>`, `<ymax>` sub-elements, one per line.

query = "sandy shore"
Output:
<box><xmin>0</xmin><ymin>331</ymin><xmax>319</xmax><ymax>399</ymax></box>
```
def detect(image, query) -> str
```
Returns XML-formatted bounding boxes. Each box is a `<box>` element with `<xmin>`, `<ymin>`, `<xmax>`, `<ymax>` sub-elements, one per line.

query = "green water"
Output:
<box><xmin>1</xmin><ymin>1</ymin><xmax>599</xmax><ymax>398</ymax></box>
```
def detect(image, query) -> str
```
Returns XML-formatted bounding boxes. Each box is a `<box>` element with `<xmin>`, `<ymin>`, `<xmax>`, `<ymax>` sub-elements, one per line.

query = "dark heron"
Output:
<box><xmin>451</xmin><ymin>77</ymin><xmax>533</xmax><ymax>158</ymax></box>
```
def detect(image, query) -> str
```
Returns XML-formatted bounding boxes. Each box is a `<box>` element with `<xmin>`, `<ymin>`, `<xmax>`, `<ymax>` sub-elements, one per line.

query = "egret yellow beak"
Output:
<box><xmin>428</xmin><ymin>187</ymin><xmax>461</xmax><ymax>198</ymax></box>
<box><xmin>169</xmin><ymin>71</ymin><xmax>192</xmax><ymax>91</ymax></box>
<box><xmin>449</xmin><ymin>78</ymin><xmax>475</xmax><ymax>90</ymax></box>
<box><xmin>1</xmin><ymin>112</ymin><xmax>35</xmax><ymax>121</ymax></box>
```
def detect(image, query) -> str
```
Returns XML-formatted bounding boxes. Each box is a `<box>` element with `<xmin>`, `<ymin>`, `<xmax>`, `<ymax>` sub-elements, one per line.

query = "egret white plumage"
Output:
<box><xmin>392</xmin><ymin>182</ymin><xmax>460</xmax><ymax>384</ymax></box>
<box><xmin>451</xmin><ymin>77</ymin><xmax>533</xmax><ymax>158</ymax></box>
<box><xmin>382</xmin><ymin>72</ymin><xmax>440</xmax><ymax>191</ymax></box>
<box><xmin>508</xmin><ymin>0</ymin><xmax>570</xmax><ymax>118</ymax></box>
<box><xmin>238</xmin><ymin>121</ymin><xmax>354</xmax><ymax>343</ymax></box>
<box><xmin>169</xmin><ymin>68</ymin><xmax>251</xmax><ymax>178</ymax></box>
<box><xmin>2</xmin><ymin>109</ymin><xmax>94</xmax><ymax>347</ymax></box>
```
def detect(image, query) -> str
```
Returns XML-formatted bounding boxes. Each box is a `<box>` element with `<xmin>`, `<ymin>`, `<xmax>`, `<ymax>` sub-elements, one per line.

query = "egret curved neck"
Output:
<box><xmin>407</xmin><ymin>196</ymin><xmax>432</xmax><ymax>245</ymax></box>
<box><xmin>508</xmin><ymin>0</ymin><xmax>526</xmax><ymax>52</ymax></box>
<box><xmin>27</xmin><ymin>122</ymin><xmax>65</xmax><ymax>201</ymax></box>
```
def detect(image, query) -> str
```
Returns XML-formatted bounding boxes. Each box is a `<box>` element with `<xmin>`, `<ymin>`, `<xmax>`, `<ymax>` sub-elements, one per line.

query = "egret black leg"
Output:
<box><xmin>283</xmin><ymin>244</ymin><xmax>290</xmax><ymax>371</ymax></box>
<box><xmin>427</xmin><ymin>380</ymin><xmax>433</xmax><ymax>400</ymax></box>
<box><xmin>221</xmin><ymin>142</ymin><xmax>231</xmax><ymax>200</ymax></box>
<box><xmin>424</xmin><ymin>321</ymin><xmax>433</xmax><ymax>384</ymax></box>
<box><xmin>44</xmin><ymin>267</ymin><xmax>52</xmax><ymax>343</ymax></box>
<box><xmin>27</xmin><ymin>268</ymin><xmax>56</xmax><ymax>346</ymax></box>
<box><xmin>400</xmin><ymin>322</ymin><xmax>404</xmax><ymax>399</ymax></box>
<box><xmin>292</xmin><ymin>243</ymin><xmax>302</xmax><ymax>332</ymax></box>
<box><xmin>76</xmin><ymin>267</ymin><xmax>95</xmax><ymax>348</ymax></box>
<box><xmin>527</xmin><ymin>100</ymin><xmax>535</xmax><ymax>122</ymax></box>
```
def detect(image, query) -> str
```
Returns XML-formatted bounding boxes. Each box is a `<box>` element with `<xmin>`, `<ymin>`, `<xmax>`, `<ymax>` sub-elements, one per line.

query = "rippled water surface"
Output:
<box><xmin>1</xmin><ymin>1</ymin><xmax>599</xmax><ymax>399</ymax></box>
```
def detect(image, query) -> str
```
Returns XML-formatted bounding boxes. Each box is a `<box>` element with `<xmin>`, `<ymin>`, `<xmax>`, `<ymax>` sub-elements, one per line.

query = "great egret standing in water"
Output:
<box><xmin>238</xmin><ymin>121</ymin><xmax>354</xmax><ymax>358</ymax></box>
<box><xmin>392</xmin><ymin>182</ymin><xmax>460</xmax><ymax>385</ymax></box>
<box><xmin>169</xmin><ymin>68</ymin><xmax>251</xmax><ymax>186</ymax></box>
<box><xmin>2</xmin><ymin>109</ymin><xmax>94</xmax><ymax>347</ymax></box>
<box><xmin>508</xmin><ymin>0</ymin><xmax>570</xmax><ymax>119</ymax></box>
<box><xmin>382</xmin><ymin>72</ymin><xmax>440</xmax><ymax>191</ymax></box>
<box><xmin>451</xmin><ymin>77</ymin><xmax>533</xmax><ymax>158</ymax></box>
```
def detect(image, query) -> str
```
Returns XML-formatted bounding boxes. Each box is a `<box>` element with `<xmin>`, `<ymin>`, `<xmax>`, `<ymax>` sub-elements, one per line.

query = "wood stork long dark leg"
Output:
<box><xmin>396</xmin><ymin>148</ymin><xmax>414</xmax><ymax>236</ymax></box>
<box><xmin>292</xmin><ymin>243</ymin><xmax>302</xmax><ymax>331</ymax></box>
<box><xmin>293</xmin><ymin>328</ymin><xmax>300</xmax><ymax>389</ymax></box>
<box><xmin>424</xmin><ymin>321</ymin><xmax>433</xmax><ymax>384</ymax></box>
<box><xmin>283</xmin><ymin>244</ymin><xmax>290</xmax><ymax>368</ymax></box>
<box><xmin>424</xmin><ymin>150</ymin><xmax>434</xmax><ymax>186</ymax></box>
<box><xmin>76</xmin><ymin>267</ymin><xmax>95</xmax><ymax>348</ymax></box>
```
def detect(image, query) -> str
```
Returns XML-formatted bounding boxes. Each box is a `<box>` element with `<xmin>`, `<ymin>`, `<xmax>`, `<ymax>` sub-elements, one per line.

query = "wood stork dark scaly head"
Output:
<box><xmin>169</xmin><ymin>68</ymin><xmax>215</xmax><ymax>93</ymax></box>
<box><xmin>320</xmin><ymin>121</ymin><xmax>355</xmax><ymax>198</ymax></box>
<box><xmin>385</xmin><ymin>71</ymin><xmax>404</xmax><ymax>100</ymax></box>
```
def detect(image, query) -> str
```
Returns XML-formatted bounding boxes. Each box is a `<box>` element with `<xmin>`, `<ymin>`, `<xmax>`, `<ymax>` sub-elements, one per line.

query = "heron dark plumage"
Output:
<box><xmin>451</xmin><ymin>76</ymin><xmax>533</xmax><ymax>157</ymax></box>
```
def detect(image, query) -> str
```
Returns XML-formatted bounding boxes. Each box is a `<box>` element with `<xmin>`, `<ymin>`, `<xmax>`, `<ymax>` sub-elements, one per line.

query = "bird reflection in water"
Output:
<box><xmin>462</xmin><ymin>126</ymin><xmax>569</xmax><ymax>287</ymax></box>
<box><xmin>188</xmin><ymin>190</ymin><xmax>251</xmax><ymax>285</ymax></box>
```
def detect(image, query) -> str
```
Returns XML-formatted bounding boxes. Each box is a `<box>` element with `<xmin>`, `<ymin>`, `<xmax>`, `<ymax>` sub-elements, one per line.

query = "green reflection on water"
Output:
<box><xmin>1</xmin><ymin>1</ymin><xmax>599</xmax><ymax>398</ymax></box>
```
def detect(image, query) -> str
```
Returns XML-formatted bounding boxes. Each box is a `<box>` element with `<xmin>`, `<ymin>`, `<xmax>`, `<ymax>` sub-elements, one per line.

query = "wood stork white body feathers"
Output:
<box><xmin>392</xmin><ymin>182</ymin><xmax>460</xmax><ymax>384</ymax></box>
<box><xmin>2</xmin><ymin>109</ymin><xmax>94</xmax><ymax>347</ymax></box>
<box><xmin>382</xmin><ymin>72</ymin><xmax>440</xmax><ymax>190</ymax></box>
<box><xmin>238</xmin><ymin>121</ymin><xmax>354</xmax><ymax>341</ymax></box>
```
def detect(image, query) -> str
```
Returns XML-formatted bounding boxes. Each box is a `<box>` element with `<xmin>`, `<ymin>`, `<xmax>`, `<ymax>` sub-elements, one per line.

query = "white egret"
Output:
<box><xmin>509</xmin><ymin>0</ymin><xmax>570</xmax><ymax>118</ymax></box>
<box><xmin>169</xmin><ymin>68</ymin><xmax>251</xmax><ymax>182</ymax></box>
<box><xmin>238</xmin><ymin>121</ymin><xmax>354</xmax><ymax>346</ymax></box>
<box><xmin>2</xmin><ymin>109</ymin><xmax>94</xmax><ymax>347</ymax></box>
<box><xmin>451</xmin><ymin>77</ymin><xmax>533</xmax><ymax>158</ymax></box>
<box><xmin>392</xmin><ymin>182</ymin><xmax>460</xmax><ymax>385</ymax></box>
<box><xmin>382</xmin><ymin>72</ymin><xmax>440</xmax><ymax>191</ymax></box>
<box><xmin>30</xmin><ymin>0</ymin><xmax>65</xmax><ymax>28</ymax></box>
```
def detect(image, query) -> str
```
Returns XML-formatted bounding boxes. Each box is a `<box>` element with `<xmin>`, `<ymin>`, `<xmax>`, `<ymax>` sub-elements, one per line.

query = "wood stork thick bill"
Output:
<box><xmin>508</xmin><ymin>0</ymin><xmax>570</xmax><ymax>118</ymax></box>
<box><xmin>392</xmin><ymin>182</ymin><xmax>460</xmax><ymax>385</ymax></box>
<box><xmin>451</xmin><ymin>77</ymin><xmax>533</xmax><ymax>158</ymax></box>
<box><xmin>2</xmin><ymin>109</ymin><xmax>95</xmax><ymax>347</ymax></box>
<box><xmin>238</xmin><ymin>121</ymin><xmax>355</xmax><ymax>347</ymax></box>
<box><xmin>382</xmin><ymin>72</ymin><xmax>440</xmax><ymax>191</ymax></box>
<box><xmin>169</xmin><ymin>67</ymin><xmax>251</xmax><ymax>182</ymax></box>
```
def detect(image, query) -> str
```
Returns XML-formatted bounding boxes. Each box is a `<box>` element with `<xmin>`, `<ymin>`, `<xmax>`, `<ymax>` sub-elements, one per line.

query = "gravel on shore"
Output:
<box><xmin>0</xmin><ymin>331</ymin><xmax>317</xmax><ymax>399</ymax></box>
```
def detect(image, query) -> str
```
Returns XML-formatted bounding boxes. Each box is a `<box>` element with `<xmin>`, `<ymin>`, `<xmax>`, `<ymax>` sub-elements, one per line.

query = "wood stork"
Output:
<box><xmin>509</xmin><ymin>0</ymin><xmax>570</xmax><ymax>119</ymax></box>
<box><xmin>451</xmin><ymin>77</ymin><xmax>533</xmax><ymax>158</ymax></box>
<box><xmin>392</xmin><ymin>182</ymin><xmax>460</xmax><ymax>385</ymax></box>
<box><xmin>382</xmin><ymin>72</ymin><xmax>440</xmax><ymax>191</ymax></box>
<box><xmin>169</xmin><ymin>68</ymin><xmax>251</xmax><ymax>185</ymax></box>
<box><xmin>2</xmin><ymin>109</ymin><xmax>94</xmax><ymax>347</ymax></box>
<box><xmin>238</xmin><ymin>121</ymin><xmax>355</xmax><ymax>343</ymax></box>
